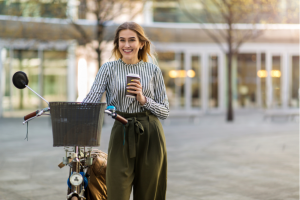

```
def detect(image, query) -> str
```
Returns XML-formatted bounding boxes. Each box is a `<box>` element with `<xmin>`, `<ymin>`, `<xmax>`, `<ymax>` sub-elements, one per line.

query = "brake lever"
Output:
<box><xmin>104</xmin><ymin>109</ymin><xmax>113</xmax><ymax>116</ymax></box>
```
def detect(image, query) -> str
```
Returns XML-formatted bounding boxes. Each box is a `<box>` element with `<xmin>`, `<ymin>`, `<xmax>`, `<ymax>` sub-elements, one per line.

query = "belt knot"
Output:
<box><xmin>124</xmin><ymin>117</ymin><xmax>145</xmax><ymax>158</ymax></box>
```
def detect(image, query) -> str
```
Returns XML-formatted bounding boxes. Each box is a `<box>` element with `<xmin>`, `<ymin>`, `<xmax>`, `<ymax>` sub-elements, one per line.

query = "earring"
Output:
<box><xmin>140</xmin><ymin>47</ymin><xmax>143</xmax><ymax>50</ymax></box>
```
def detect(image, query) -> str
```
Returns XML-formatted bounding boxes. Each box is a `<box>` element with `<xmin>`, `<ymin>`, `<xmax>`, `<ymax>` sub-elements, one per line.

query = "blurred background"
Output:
<box><xmin>0</xmin><ymin>0</ymin><xmax>299</xmax><ymax>120</ymax></box>
<box><xmin>0</xmin><ymin>1</ymin><xmax>299</xmax><ymax>200</ymax></box>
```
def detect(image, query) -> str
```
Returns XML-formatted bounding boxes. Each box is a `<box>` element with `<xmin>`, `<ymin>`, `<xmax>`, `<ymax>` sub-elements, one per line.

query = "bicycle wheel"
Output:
<box><xmin>71</xmin><ymin>196</ymin><xmax>78</xmax><ymax>200</ymax></box>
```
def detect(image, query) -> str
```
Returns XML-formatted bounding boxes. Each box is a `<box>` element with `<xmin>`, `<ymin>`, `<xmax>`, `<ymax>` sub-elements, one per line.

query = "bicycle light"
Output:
<box><xmin>69</xmin><ymin>172</ymin><xmax>83</xmax><ymax>186</ymax></box>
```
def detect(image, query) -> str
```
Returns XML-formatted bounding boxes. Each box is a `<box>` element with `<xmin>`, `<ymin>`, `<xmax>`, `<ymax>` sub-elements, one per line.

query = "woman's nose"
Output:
<box><xmin>125</xmin><ymin>41</ymin><xmax>130</xmax><ymax>47</ymax></box>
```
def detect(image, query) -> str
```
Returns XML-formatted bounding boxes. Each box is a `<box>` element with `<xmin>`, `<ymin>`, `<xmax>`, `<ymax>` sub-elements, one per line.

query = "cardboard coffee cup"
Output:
<box><xmin>126</xmin><ymin>73</ymin><xmax>140</xmax><ymax>98</ymax></box>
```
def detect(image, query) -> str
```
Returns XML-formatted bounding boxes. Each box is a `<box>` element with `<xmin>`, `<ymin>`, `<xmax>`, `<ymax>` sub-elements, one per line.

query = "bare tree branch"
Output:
<box><xmin>70</xmin><ymin>20</ymin><xmax>91</xmax><ymax>43</ymax></box>
<box><xmin>129</xmin><ymin>0</ymin><xmax>147</xmax><ymax>21</ymax></box>
<box><xmin>210</xmin><ymin>0</ymin><xmax>229</xmax><ymax>21</ymax></box>
<box><xmin>179</xmin><ymin>0</ymin><xmax>226</xmax><ymax>52</ymax></box>
<box><xmin>233</xmin><ymin>28</ymin><xmax>263</xmax><ymax>54</ymax></box>
<box><xmin>202</xmin><ymin>3</ymin><xmax>228</xmax><ymax>40</ymax></box>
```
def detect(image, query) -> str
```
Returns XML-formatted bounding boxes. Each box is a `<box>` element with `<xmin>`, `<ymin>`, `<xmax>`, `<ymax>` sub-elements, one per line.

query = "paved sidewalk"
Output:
<box><xmin>0</xmin><ymin>113</ymin><xmax>298</xmax><ymax>200</ymax></box>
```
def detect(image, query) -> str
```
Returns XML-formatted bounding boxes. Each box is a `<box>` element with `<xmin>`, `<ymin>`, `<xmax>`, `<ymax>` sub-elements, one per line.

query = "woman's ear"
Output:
<box><xmin>139</xmin><ymin>42</ymin><xmax>145</xmax><ymax>50</ymax></box>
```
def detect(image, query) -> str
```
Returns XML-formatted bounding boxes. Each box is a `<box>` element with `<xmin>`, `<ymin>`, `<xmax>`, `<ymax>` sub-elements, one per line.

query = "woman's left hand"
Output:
<box><xmin>127</xmin><ymin>79</ymin><xmax>147</xmax><ymax>106</ymax></box>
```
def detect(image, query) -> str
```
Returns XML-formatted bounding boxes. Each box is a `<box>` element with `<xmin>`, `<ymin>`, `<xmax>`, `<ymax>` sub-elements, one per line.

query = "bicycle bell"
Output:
<box><xmin>106</xmin><ymin>105</ymin><xmax>116</xmax><ymax>113</ymax></box>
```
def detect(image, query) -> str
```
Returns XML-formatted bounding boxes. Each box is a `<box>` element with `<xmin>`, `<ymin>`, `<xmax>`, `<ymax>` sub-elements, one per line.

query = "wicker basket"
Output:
<box><xmin>49</xmin><ymin>102</ymin><xmax>106</xmax><ymax>147</ymax></box>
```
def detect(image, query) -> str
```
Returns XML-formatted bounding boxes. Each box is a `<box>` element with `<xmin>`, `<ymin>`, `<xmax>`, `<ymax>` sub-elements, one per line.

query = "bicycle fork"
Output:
<box><xmin>67</xmin><ymin>146</ymin><xmax>86</xmax><ymax>200</ymax></box>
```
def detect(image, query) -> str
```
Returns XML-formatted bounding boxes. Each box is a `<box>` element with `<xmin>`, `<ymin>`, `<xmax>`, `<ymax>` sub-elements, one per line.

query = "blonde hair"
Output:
<box><xmin>112</xmin><ymin>22</ymin><xmax>156</xmax><ymax>63</ymax></box>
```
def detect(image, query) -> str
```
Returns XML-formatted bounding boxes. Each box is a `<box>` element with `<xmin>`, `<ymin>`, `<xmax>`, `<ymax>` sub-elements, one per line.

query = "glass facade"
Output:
<box><xmin>260</xmin><ymin>54</ymin><xmax>267</xmax><ymax>108</ymax></box>
<box><xmin>209</xmin><ymin>55</ymin><xmax>218</xmax><ymax>108</ymax></box>
<box><xmin>289</xmin><ymin>56</ymin><xmax>299</xmax><ymax>108</ymax></box>
<box><xmin>191</xmin><ymin>55</ymin><xmax>201</xmax><ymax>108</ymax></box>
<box><xmin>153</xmin><ymin>6</ymin><xmax>192</xmax><ymax>23</ymax></box>
<box><xmin>157</xmin><ymin>52</ymin><xmax>177</xmax><ymax>108</ymax></box>
<box><xmin>3</xmin><ymin>50</ymin><xmax>40</xmax><ymax>111</ymax></box>
<box><xmin>152</xmin><ymin>1</ymin><xmax>299</xmax><ymax>24</ymax></box>
<box><xmin>0</xmin><ymin>0</ymin><xmax>67</xmax><ymax>18</ymax></box>
<box><xmin>42</xmin><ymin>51</ymin><xmax>68</xmax><ymax>107</ymax></box>
<box><xmin>272</xmin><ymin>56</ymin><xmax>281</xmax><ymax>107</ymax></box>
<box><xmin>179</xmin><ymin>53</ymin><xmax>185</xmax><ymax>107</ymax></box>
<box><xmin>237</xmin><ymin>54</ymin><xmax>257</xmax><ymax>108</ymax></box>
<box><xmin>2</xmin><ymin>49</ymin><xmax>67</xmax><ymax>112</ymax></box>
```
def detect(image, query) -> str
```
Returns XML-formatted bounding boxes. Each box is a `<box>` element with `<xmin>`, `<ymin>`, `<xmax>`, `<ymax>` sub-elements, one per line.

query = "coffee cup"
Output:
<box><xmin>126</xmin><ymin>73</ymin><xmax>140</xmax><ymax>98</ymax></box>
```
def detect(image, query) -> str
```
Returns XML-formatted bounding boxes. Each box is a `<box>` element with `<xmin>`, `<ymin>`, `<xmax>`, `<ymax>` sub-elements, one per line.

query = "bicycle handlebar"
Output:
<box><xmin>23</xmin><ymin>107</ymin><xmax>128</xmax><ymax>126</ymax></box>
<box><xmin>114</xmin><ymin>113</ymin><xmax>128</xmax><ymax>125</ymax></box>
<box><xmin>104</xmin><ymin>110</ymin><xmax>128</xmax><ymax>125</ymax></box>
<box><xmin>24</xmin><ymin>110</ymin><xmax>39</xmax><ymax>120</ymax></box>
<box><xmin>23</xmin><ymin>107</ymin><xmax>50</xmax><ymax>124</ymax></box>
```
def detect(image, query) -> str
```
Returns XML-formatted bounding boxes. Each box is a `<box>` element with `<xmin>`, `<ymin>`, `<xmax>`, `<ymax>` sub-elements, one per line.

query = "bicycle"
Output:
<box><xmin>12</xmin><ymin>71</ymin><xmax>128</xmax><ymax>200</ymax></box>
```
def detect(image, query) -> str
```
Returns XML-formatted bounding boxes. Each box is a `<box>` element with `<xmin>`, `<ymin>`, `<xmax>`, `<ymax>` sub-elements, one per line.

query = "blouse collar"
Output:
<box><xmin>118</xmin><ymin>58</ymin><xmax>144</xmax><ymax>67</ymax></box>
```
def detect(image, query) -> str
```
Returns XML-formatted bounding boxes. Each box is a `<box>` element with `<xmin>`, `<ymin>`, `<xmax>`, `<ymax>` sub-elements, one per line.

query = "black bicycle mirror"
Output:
<box><xmin>12</xmin><ymin>71</ymin><xmax>29</xmax><ymax>89</ymax></box>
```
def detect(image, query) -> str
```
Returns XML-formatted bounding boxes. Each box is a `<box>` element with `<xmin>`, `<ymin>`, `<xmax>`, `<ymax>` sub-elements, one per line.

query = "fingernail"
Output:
<box><xmin>131</xmin><ymin>79</ymin><xmax>134</xmax><ymax>81</ymax></box>
<box><xmin>127</xmin><ymin>83</ymin><xmax>130</xmax><ymax>85</ymax></box>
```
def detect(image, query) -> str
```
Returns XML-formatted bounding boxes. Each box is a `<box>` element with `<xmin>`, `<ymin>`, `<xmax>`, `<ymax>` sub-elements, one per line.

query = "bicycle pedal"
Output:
<box><xmin>58</xmin><ymin>162</ymin><xmax>65</xmax><ymax>168</ymax></box>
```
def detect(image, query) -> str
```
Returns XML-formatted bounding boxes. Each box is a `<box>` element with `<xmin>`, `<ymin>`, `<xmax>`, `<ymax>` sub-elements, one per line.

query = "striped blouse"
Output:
<box><xmin>82</xmin><ymin>59</ymin><xmax>169</xmax><ymax>120</ymax></box>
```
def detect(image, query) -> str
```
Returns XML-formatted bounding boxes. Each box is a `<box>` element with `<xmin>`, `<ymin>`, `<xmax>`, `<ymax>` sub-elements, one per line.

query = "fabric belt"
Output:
<box><xmin>116</xmin><ymin>111</ymin><xmax>152</xmax><ymax>159</ymax></box>
<box><xmin>124</xmin><ymin>116</ymin><xmax>148</xmax><ymax>158</ymax></box>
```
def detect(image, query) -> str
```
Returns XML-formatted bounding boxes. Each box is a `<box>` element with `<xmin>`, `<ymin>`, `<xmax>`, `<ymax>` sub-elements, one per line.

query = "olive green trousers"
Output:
<box><xmin>106</xmin><ymin>111</ymin><xmax>167</xmax><ymax>200</ymax></box>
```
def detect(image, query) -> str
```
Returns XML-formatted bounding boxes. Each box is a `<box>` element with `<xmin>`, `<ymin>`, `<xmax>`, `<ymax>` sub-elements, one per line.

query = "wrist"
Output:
<box><xmin>140</xmin><ymin>95</ymin><xmax>147</xmax><ymax>106</ymax></box>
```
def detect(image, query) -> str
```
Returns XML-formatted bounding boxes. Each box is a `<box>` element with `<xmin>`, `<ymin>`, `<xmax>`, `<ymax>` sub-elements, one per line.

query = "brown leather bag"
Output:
<box><xmin>86</xmin><ymin>150</ymin><xmax>108</xmax><ymax>200</ymax></box>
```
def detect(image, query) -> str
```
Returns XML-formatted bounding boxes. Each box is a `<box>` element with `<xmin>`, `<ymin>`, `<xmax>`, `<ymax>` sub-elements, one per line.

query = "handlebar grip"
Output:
<box><xmin>24</xmin><ymin>110</ymin><xmax>39</xmax><ymax>121</ymax></box>
<box><xmin>114</xmin><ymin>114</ymin><xmax>128</xmax><ymax>125</ymax></box>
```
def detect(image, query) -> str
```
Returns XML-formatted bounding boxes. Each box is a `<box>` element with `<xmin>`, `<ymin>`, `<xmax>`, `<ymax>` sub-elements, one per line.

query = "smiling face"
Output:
<box><xmin>118</xmin><ymin>29</ymin><xmax>144</xmax><ymax>64</ymax></box>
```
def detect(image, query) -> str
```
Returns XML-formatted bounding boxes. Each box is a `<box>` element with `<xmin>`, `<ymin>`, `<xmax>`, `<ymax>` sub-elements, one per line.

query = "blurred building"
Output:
<box><xmin>141</xmin><ymin>1</ymin><xmax>300</xmax><ymax>115</ymax></box>
<box><xmin>0</xmin><ymin>0</ymin><xmax>299</xmax><ymax>117</ymax></box>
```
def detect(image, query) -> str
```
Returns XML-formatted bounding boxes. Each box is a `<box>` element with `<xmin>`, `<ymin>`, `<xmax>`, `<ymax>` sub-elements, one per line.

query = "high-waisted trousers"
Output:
<box><xmin>106</xmin><ymin>111</ymin><xmax>167</xmax><ymax>200</ymax></box>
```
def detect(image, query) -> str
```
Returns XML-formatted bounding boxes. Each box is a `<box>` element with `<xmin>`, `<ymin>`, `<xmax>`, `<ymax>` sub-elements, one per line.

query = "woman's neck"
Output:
<box><xmin>122</xmin><ymin>57</ymin><xmax>139</xmax><ymax>65</ymax></box>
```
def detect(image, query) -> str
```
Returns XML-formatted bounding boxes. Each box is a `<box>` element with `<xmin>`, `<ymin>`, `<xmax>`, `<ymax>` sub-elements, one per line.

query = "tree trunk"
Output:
<box><xmin>96</xmin><ymin>47</ymin><xmax>102</xmax><ymax>69</ymax></box>
<box><xmin>96</xmin><ymin>23</ymin><xmax>103</xmax><ymax>69</ymax></box>
<box><xmin>226</xmin><ymin>14</ymin><xmax>234</xmax><ymax>122</ymax></box>
<box><xmin>227</xmin><ymin>51</ymin><xmax>233</xmax><ymax>121</ymax></box>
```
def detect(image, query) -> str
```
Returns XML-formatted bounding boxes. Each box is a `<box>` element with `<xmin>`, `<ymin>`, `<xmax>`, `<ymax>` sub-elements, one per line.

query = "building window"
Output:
<box><xmin>157</xmin><ymin>52</ymin><xmax>177</xmax><ymax>108</ymax></box>
<box><xmin>0</xmin><ymin>1</ymin><xmax>67</xmax><ymax>18</ymax></box>
<box><xmin>272</xmin><ymin>56</ymin><xmax>281</xmax><ymax>107</ymax></box>
<box><xmin>11</xmin><ymin>50</ymin><xmax>40</xmax><ymax>110</ymax></box>
<box><xmin>209</xmin><ymin>55</ymin><xmax>218</xmax><ymax>108</ymax></box>
<box><xmin>152</xmin><ymin>1</ymin><xmax>299</xmax><ymax>24</ymax></box>
<box><xmin>289</xmin><ymin>56</ymin><xmax>299</xmax><ymax>108</ymax></box>
<box><xmin>2</xmin><ymin>49</ymin><xmax>68</xmax><ymax>112</ymax></box>
<box><xmin>43</xmin><ymin>51</ymin><xmax>68</xmax><ymax>107</ymax></box>
<box><xmin>191</xmin><ymin>55</ymin><xmax>201</xmax><ymax>108</ymax></box>
<box><xmin>179</xmin><ymin>53</ymin><xmax>185</xmax><ymax>107</ymax></box>
<box><xmin>260</xmin><ymin>53</ymin><xmax>267</xmax><ymax>108</ymax></box>
<box><xmin>237</xmin><ymin>54</ymin><xmax>257</xmax><ymax>108</ymax></box>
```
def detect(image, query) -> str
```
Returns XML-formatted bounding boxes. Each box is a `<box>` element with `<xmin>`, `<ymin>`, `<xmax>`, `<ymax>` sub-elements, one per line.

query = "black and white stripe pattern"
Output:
<box><xmin>82</xmin><ymin>59</ymin><xmax>169</xmax><ymax>120</ymax></box>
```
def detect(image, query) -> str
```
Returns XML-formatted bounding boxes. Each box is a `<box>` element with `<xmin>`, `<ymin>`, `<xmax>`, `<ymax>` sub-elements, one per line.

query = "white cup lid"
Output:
<box><xmin>127</xmin><ymin>73</ymin><xmax>140</xmax><ymax>78</ymax></box>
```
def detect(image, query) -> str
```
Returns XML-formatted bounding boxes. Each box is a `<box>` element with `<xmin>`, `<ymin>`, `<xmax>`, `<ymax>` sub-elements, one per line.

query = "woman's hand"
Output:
<box><xmin>127</xmin><ymin>79</ymin><xmax>147</xmax><ymax>106</ymax></box>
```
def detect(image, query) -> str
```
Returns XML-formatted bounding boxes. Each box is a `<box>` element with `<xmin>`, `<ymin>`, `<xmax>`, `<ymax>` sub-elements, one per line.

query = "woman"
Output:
<box><xmin>83</xmin><ymin>22</ymin><xmax>169</xmax><ymax>200</ymax></box>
